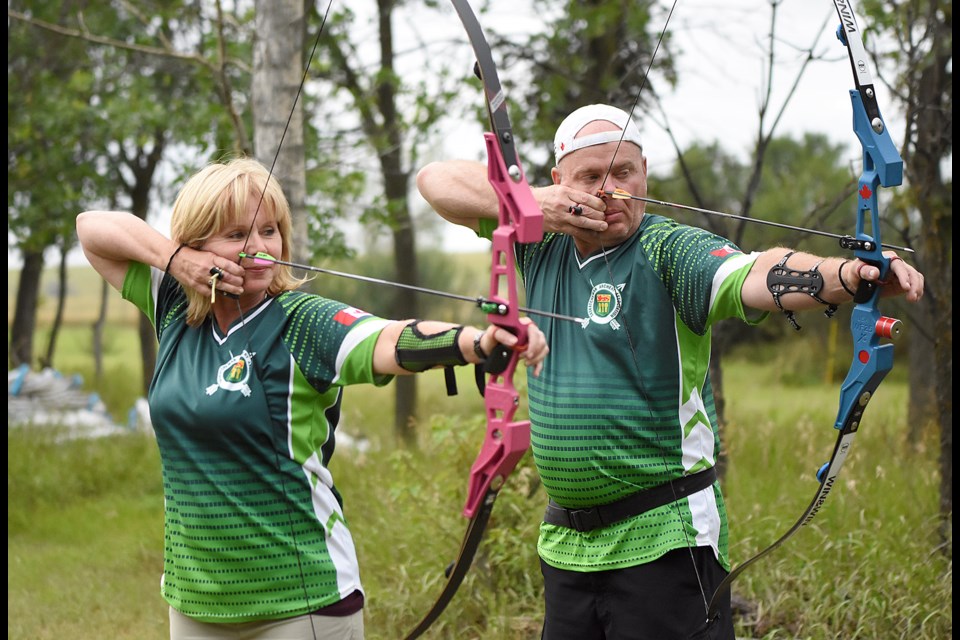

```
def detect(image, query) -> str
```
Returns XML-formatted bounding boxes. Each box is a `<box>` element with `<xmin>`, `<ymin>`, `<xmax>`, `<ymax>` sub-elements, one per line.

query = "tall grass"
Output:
<box><xmin>7</xmin><ymin>265</ymin><xmax>950</xmax><ymax>638</ymax></box>
<box><xmin>8</xmin><ymin>357</ymin><xmax>951</xmax><ymax>639</ymax></box>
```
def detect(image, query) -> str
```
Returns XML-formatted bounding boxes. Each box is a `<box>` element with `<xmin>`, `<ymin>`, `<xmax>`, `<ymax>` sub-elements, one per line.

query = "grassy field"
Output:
<box><xmin>7</xmin><ymin>265</ymin><xmax>952</xmax><ymax>639</ymax></box>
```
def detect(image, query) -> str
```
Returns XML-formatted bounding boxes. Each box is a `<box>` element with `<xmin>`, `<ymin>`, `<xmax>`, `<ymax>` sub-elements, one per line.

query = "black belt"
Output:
<box><xmin>543</xmin><ymin>468</ymin><xmax>717</xmax><ymax>532</ymax></box>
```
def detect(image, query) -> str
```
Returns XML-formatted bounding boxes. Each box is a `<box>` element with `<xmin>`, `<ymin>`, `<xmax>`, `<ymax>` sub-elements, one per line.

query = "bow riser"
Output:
<box><xmin>404</xmin><ymin>4</ymin><xmax>545</xmax><ymax>636</ymax></box>
<box><xmin>464</xmin><ymin>376</ymin><xmax>530</xmax><ymax>518</ymax></box>
<box><xmin>831</xmin><ymin>84</ymin><xmax>903</xmax><ymax>441</ymax></box>
<box><xmin>463</xmin><ymin>132</ymin><xmax>542</xmax><ymax>518</ymax></box>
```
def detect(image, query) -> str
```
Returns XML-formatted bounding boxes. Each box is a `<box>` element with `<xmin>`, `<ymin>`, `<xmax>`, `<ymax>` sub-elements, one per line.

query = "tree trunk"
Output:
<box><xmin>375</xmin><ymin>0</ymin><xmax>419</xmax><ymax>443</ymax></box>
<box><xmin>906</xmin><ymin>295</ymin><xmax>936</xmax><ymax>446</ymax></box>
<box><xmin>92</xmin><ymin>278</ymin><xmax>109</xmax><ymax>381</ymax></box>
<box><xmin>39</xmin><ymin>246</ymin><xmax>69</xmax><ymax>369</ymax></box>
<box><xmin>9</xmin><ymin>250</ymin><xmax>44</xmax><ymax>369</ymax></box>
<box><xmin>391</xmin><ymin>220</ymin><xmax>419</xmax><ymax>444</ymax></box>
<box><xmin>253</xmin><ymin>0</ymin><xmax>308</xmax><ymax>264</ymax></box>
<box><xmin>123</xmin><ymin>133</ymin><xmax>165</xmax><ymax>392</ymax></box>
<box><xmin>897</xmin><ymin>3</ymin><xmax>952</xmax><ymax>549</ymax></box>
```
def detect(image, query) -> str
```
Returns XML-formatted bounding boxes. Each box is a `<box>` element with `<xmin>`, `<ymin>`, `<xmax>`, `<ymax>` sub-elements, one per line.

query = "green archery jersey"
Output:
<box><xmin>484</xmin><ymin>213</ymin><xmax>764</xmax><ymax>572</ymax></box>
<box><xmin>122</xmin><ymin>262</ymin><xmax>393</xmax><ymax>622</ymax></box>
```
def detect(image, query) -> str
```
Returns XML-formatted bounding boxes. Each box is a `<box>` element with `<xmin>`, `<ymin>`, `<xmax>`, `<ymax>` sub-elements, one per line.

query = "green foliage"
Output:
<box><xmin>8</xmin><ymin>1</ymin><xmax>110</xmax><ymax>255</ymax></box>
<box><xmin>337</xmin><ymin>413</ymin><xmax>546</xmax><ymax>639</ymax></box>
<box><xmin>725</xmin><ymin>307</ymin><xmax>909</xmax><ymax>389</ymax></box>
<box><xmin>716</xmin><ymin>359</ymin><xmax>950</xmax><ymax>639</ymax></box>
<box><xmin>7</xmin><ymin>352</ymin><xmax>950</xmax><ymax>639</ymax></box>
<box><xmin>650</xmin><ymin>134</ymin><xmax>856</xmax><ymax>256</ymax></box>
<box><xmin>502</xmin><ymin>1</ymin><xmax>678</xmax><ymax>179</ymax></box>
<box><xmin>7</xmin><ymin>429</ymin><xmax>162</xmax><ymax>534</ymax></box>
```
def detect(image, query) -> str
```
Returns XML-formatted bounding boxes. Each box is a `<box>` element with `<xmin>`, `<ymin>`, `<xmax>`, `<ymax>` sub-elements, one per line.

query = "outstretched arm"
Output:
<box><xmin>371</xmin><ymin>318</ymin><xmax>548</xmax><ymax>377</ymax></box>
<box><xmin>742</xmin><ymin>248</ymin><xmax>924</xmax><ymax>312</ymax></box>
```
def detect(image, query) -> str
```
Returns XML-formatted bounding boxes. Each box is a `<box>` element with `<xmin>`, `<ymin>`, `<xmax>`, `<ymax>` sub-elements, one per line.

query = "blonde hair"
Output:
<box><xmin>170</xmin><ymin>158</ymin><xmax>306</xmax><ymax>326</ymax></box>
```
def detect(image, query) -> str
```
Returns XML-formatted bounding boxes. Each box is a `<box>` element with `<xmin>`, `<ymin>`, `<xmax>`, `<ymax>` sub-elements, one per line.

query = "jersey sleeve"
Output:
<box><xmin>639</xmin><ymin>218</ymin><xmax>767</xmax><ymax>334</ymax></box>
<box><xmin>707</xmin><ymin>250</ymin><xmax>767</xmax><ymax>328</ymax></box>
<box><xmin>278</xmin><ymin>292</ymin><xmax>394</xmax><ymax>391</ymax></box>
<box><xmin>477</xmin><ymin>217</ymin><xmax>496</xmax><ymax>239</ymax></box>
<box><xmin>121</xmin><ymin>261</ymin><xmax>158</xmax><ymax>322</ymax></box>
<box><xmin>121</xmin><ymin>261</ymin><xmax>187</xmax><ymax>339</ymax></box>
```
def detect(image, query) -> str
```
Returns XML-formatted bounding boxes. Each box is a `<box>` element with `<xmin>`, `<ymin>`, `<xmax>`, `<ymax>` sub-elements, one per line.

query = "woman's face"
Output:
<box><xmin>203</xmin><ymin>196</ymin><xmax>283</xmax><ymax>301</ymax></box>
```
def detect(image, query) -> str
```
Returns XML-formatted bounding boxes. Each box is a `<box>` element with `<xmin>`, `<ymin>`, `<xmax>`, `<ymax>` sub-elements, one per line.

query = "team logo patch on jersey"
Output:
<box><xmin>334</xmin><ymin>306</ymin><xmax>369</xmax><ymax>326</ymax></box>
<box><xmin>206</xmin><ymin>350</ymin><xmax>256</xmax><ymax>397</ymax></box>
<box><xmin>710</xmin><ymin>245</ymin><xmax>741</xmax><ymax>259</ymax></box>
<box><xmin>586</xmin><ymin>282</ymin><xmax>626</xmax><ymax>330</ymax></box>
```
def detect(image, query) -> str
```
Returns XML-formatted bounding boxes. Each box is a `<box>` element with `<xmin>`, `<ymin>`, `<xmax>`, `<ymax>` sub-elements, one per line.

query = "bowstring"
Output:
<box><xmin>590</xmin><ymin>0</ymin><xmax>712</xmax><ymax>617</ymax></box>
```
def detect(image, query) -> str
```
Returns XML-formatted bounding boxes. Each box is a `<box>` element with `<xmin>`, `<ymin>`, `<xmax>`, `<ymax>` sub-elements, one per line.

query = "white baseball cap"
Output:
<box><xmin>553</xmin><ymin>104</ymin><xmax>643</xmax><ymax>165</ymax></box>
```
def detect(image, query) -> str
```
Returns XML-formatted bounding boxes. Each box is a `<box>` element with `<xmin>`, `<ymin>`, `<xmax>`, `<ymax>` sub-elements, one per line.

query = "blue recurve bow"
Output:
<box><xmin>700</xmin><ymin>0</ymin><xmax>906</xmax><ymax>628</ymax></box>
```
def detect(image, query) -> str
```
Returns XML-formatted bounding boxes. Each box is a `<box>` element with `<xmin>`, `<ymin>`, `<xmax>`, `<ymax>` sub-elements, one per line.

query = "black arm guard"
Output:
<box><xmin>394</xmin><ymin>321</ymin><xmax>468</xmax><ymax>372</ymax></box>
<box><xmin>766</xmin><ymin>252</ymin><xmax>839</xmax><ymax>330</ymax></box>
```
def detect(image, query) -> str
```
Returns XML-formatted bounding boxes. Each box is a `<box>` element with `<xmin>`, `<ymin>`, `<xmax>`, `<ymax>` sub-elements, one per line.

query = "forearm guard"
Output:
<box><xmin>766</xmin><ymin>251</ymin><xmax>838</xmax><ymax>330</ymax></box>
<box><xmin>395</xmin><ymin>321</ymin><xmax>467</xmax><ymax>372</ymax></box>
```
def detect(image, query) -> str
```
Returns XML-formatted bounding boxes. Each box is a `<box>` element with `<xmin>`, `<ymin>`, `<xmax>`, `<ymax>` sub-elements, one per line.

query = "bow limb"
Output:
<box><xmin>402</xmin><ymin>2</ymin><xmax>543</xmax><ymax>638</ymax></box>
<box><xmin>703</xmin><ymin>0</ymin><xmax>905</xmax><ymax>625</ymax></box>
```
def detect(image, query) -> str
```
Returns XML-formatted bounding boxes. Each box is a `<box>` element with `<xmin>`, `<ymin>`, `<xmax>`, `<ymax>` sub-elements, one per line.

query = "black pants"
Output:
<box><xmin>540</xmin><ymin>547</ymin><xmax>734</xmax><ymax>640</ymax></box>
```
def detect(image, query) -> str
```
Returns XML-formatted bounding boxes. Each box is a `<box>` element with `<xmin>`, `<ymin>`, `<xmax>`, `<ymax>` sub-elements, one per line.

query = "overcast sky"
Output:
<box><xmin>477</xmin><ymin>0</ymin><xmax>899</xmax><ymax>162</ymax></box>
<box><xmin>416</xmin><ymin>0</ymin><xmax>901</xmax><ymax>251</ymax></box>
<box><xmin>11</xmin><ymin>0</ymin><xmax>900</xmax><ymax>267</ymax></box>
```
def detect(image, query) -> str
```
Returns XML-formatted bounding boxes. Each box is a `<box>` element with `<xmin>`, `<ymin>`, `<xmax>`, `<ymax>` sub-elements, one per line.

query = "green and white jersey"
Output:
<box><xmin>122</xmin><ymin>262</ymin><xmax>393</xmax><ymax>622</ymax></box>
<box><xmin>485</xmin><ymin>213</ymin><xmax>764</xmax><ymax>572</ymax></box>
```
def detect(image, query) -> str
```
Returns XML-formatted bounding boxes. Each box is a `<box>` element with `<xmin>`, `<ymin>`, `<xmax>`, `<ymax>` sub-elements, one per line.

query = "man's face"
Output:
<box><xmin>554</xmin><ymin>120</ymin><xmax>647</xmax><ymax>248</ymax></box>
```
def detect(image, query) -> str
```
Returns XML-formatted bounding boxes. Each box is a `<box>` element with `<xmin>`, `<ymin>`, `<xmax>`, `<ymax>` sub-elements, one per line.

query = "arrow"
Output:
<box><xmin>239</xmin><ymin>252</ymin><xmax>585</xmax><ymax>324</ymax></box>
<box><xmin>604</xmin><ymin>188</ymin><xmax>914</xmax><ymax>254</ymax></box>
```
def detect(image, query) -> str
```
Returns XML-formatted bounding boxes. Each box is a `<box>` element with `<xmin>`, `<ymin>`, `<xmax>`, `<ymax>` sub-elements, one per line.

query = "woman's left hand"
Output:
<box><xmin>479</xmin><ymin>317</ymin><xmax>549</xmax><ymax>377</ymax></box>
